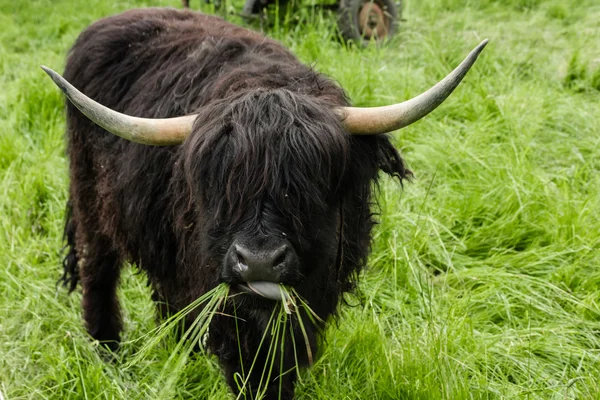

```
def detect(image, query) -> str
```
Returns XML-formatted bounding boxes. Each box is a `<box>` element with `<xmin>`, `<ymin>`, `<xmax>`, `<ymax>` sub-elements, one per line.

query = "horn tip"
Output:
<box><xmin>40</xmin><ymin>65</ymin><xmax>69</xmax><ymax>95</ymax></box>
<box><xmin>40</xmin><ymin>65</ymin><xmax>54</xmax><ymax>76</ymax></box>
<box><xmin>475</xmin><ymin>39</ymin><xmax>489</xmax><ymax>53</ymax></box>
<box><xmin>466</xmin><ymin>39</ymin><xmax>489</xmax><ymax>62</ymax></box>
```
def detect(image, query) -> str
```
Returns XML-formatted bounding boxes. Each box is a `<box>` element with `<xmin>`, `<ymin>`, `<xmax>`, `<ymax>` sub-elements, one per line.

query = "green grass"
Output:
<box><xmin>2</xmin><ymin>0</ymin><xmax>600</xmax><ymax>398</ymax></box>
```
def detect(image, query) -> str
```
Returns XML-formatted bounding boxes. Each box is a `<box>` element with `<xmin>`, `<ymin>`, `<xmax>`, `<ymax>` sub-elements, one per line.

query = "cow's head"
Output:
<box><xmin>183</xmin><ymin>88</ymin><xmax>351</xmax><ymax>292</ymax></box>
<box><xmin>42</xmin><ymin>39</ymin><xmax>487</xmax><ymax>304</ymax></box>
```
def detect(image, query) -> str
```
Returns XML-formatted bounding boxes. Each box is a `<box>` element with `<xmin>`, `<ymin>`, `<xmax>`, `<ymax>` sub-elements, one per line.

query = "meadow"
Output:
<box><xmin>1</xmin><ymin>0</ymin><xmax>600</xmax><ymax>398</ymax></box>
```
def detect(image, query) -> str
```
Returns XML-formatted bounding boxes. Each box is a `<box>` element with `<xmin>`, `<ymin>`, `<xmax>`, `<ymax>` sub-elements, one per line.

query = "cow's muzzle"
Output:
<box><xmin>222</xmin><ymin>238</ymin><xmax>300</xmax><ymax>297</ymax></box>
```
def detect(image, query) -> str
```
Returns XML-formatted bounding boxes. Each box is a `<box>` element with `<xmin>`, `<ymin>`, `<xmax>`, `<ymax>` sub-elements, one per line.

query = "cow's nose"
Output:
<box><xmin>228</xmin><ymin>242</ymin><xmax>290</xmax><ymax>283</ymax></box>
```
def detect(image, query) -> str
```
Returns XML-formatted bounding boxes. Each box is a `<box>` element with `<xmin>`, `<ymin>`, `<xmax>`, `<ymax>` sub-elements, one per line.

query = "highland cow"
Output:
<box><xmin>43</xmin><ymin>8</ymin><xmax>486</xmax><ymax>399</ymax></box>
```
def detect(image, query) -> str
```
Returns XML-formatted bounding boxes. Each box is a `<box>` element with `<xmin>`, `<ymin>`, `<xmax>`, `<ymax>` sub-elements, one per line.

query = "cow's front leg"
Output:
<box><xmin>78</xmin><ymin>235</ymin><xmax>123</xmax><ymax>351</ymax></box>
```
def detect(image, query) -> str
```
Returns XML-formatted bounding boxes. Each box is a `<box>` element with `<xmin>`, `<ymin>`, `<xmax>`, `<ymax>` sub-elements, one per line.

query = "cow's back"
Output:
<box><xmin>64</xmin><ymin>9</ymin><xmax>291</xmax><ymax>118</ymax></box>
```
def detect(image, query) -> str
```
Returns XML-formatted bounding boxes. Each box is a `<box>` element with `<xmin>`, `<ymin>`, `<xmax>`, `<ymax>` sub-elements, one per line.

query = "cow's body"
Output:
<box><xmin>61</xmin><ymin>8</ymin><xmax>409</xmax><ymax>398</ymax></box>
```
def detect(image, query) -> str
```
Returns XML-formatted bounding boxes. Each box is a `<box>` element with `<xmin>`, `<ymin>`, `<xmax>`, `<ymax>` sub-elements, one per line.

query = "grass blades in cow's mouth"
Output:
<box><xmin>233</xmin><ymin>286</ymin><xmax>321</xmax><ymax>400</ymax></box>
<box><xmin>121</xmin><ymin>283</ymin><xmax>317</xmax><ymax>399</ymax></box>
<box><xmin>123</xmin><ymin>283</ymin><xmax>230</xmax><ymax>396</ymax></box>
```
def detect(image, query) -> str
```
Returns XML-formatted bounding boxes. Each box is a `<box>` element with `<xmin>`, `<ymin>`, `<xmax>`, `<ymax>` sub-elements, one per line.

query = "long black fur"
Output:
<box><xmin>60</xmin><ymin>8</ymin><xmax>410</xmax><ymax>398</ymax></box>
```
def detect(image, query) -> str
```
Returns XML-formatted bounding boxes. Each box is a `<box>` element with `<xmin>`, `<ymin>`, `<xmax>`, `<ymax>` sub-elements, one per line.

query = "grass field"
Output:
<box><xmin>2</xmin><ymin>0</ymin><xmax>600</xmax><ymax>398</ymax></box>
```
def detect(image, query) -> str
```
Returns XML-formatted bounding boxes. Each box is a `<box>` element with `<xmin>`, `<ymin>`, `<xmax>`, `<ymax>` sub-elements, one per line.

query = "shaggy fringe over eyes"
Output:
<box><xmin>184</xmin><ymin>89</ymin><xmax>350</xmax><ymax>228</ymax></box>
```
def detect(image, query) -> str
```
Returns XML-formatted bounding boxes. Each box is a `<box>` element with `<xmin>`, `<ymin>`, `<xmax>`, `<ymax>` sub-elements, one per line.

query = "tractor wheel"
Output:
<box><xmin>338</xmin><ymin>0</ymin><xmax>400</xmax><ymax>45</ymax></box>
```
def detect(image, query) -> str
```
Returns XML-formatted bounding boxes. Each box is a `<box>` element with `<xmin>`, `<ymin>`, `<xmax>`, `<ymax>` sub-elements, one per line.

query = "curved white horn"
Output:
<box><xmin>337</xmin><ymin>39</ymin><xmax>489</xmax><ymax>135</ymax></box>
<box><xmin>41</xmin><ymin>66</ymin><xmax>196</xmax><ymax>145</ymax></box>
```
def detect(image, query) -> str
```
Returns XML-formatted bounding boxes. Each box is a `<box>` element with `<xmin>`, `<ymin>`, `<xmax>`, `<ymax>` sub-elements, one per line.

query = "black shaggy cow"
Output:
<box><xmin>44</xmin><ymin>8</ymin><xmax>486</xmax><ymax>399</ymax></box>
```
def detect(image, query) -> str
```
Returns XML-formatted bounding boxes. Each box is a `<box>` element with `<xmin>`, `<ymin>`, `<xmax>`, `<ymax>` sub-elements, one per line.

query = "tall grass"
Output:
<box><xmin>1</xmin><ymin>0</ymin><xmax>600</xmax><ymax>399</ymax></box>
<box><xmin>124</xmin><ymin>284</ymin><xmax>230</xmax><ymax>397</ymax></box>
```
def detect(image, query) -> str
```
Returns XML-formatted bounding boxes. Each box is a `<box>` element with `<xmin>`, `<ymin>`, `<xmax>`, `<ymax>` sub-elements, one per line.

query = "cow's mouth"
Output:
<box><xmin>237</xmin><ymin>281</ymin><xmax>290</xmax><ymax>302</ymax></box>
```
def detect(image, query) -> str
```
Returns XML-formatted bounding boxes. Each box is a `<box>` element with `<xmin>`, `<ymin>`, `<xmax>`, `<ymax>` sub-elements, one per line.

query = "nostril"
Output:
<box><xmin>234</xmin><ymin>245</ymin><xmax>247</xmax><ymax>266</ymax></box>
<box><xmin>270</xmin><ymin>244</ymin><xmax>288</xmax><ymax>267</ymax></box>
<box><xmin>273</xmin><ymin>253</ymin><xmax>286</xmax><ymax>268</ymax></box>
<box><xmin>233</xmin><ymin>262</ymin><xmax>248</xmax><ymax>274</ymax></box>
